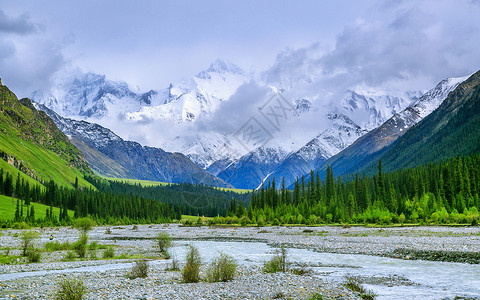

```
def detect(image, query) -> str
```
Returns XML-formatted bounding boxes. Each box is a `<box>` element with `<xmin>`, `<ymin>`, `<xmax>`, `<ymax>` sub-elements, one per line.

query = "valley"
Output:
<box><xmin>1</xmin><ymin>225</ymin><xmax>479</xmax><ymax>299</ymax></box>
<box><xmin>1</xmin><ymin>1</ymin><xmax>480</xmax><ymax>299</ymax></box>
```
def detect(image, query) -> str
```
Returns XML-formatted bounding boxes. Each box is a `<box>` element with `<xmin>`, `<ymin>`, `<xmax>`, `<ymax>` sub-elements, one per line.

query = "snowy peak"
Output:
<box><xmin>33</xmin><ymin>71</ymin><xmax>144</xmax><ymax>119</ymax></box>
<box><xmin>125</xmin><ymin>59</ymin><xmax>249</xmax><ymax>124</ymax></box>
<box><xmin>201</xmin><ymin>59</ymin><xmax>244</xmax><ymax>77</ymax></box>
<box><xmin>406</xmin><ymin>75</ymin><xmax>470</xmax><ymax>119</ymax></box>
<box><xmin>340</xmin><ymin>89</ymin><xmax>419</xmax><ymax>131</ymax></box>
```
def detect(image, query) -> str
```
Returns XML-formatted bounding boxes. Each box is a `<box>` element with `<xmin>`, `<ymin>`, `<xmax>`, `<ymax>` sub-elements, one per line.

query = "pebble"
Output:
<box><xmin>1</xmin><ymin>224</ymin><xmax>479</xmax><ymax>299</ymax></box>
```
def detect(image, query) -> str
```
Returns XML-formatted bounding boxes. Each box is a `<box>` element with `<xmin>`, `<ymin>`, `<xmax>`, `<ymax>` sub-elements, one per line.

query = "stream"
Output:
<box><xmin>1</xmin><ymin>240</ymin><xmax>479</xmax><ymax>299</ymax></box>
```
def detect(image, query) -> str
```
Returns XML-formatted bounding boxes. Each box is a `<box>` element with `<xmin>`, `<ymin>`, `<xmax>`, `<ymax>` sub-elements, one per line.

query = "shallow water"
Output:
<box><xmin>1</xmin><ymin>240</ymin><xmax>479</xmax><ymax>299</ymax></box>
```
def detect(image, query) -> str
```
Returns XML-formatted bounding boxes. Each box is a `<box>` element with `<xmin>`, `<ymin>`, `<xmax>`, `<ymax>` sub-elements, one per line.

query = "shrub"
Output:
<box><xmin>128</xmin><ymin>260</ymin><xmax>148</xmax><ymax>279</ymax></box>
<box><xmin>45</xmin><ymin>241</ymin><xmax>72</xmax><ymax>252</ymax></box>
<box><xmin>181</xmin><ymin>245</ymin><xmax>201</xmax><ymax>283</ymax></box>
<box><xmin>103</xmin><ymin>246</ymin><xmax>115</xmax><ymax>259</ymax></box>
<box><xmin>64</xmin><ymin>251</ymin><xmax>76</xmax><ymax>261</ymax></box>
<box><xmin>54</xmin><ymin>278</ymin><xmax>86</xmax><ymax>300</ymax></box>
<box><xmin>308</xmin><ymin>294</ymin><xmax>324</xmax><ymax>300</ymax></box>
<box><xmin>104</xmin><ymin>227</ymin><xmax>112</xmax><ymax>234</ymax></box>
<box><xmin>74</xmin><ymin>218</ymin><xmax>95</xmax><ymax>235</ymax></box>
<box><xmin>206</xmin><ymin>253</ymin><xmax>237</xmax><ymax>282</ymax></box>
<box><xmin>20</xmin><ymin>230</ymin><xmax>39</xmax><ymax>257</ymax></box>
<box><xmin>166</xmin><ymin>255</ymin><xmax>180</xmax><ymax>271</ymax></box>
<box><xmin>156</xmin><ymin>232</ymin><xmax>172</xmax><ymax>258</ymax></box>
<box><xmin>291</xmin><ymin>267</ymin><xmax>311</xmax><ymax>276</ymax></box>
<box><xmin>263</xmin><ymin>247</ymin><xmax>287</xmax><ymax>273</ymax></box>
<box><xmin>72</xmin><ymin>234</ymin><xmax>88</xmax><ymax>258</ymax></box>
<box><xmin>27</xmin><ymin>247</ymin><xmax>41</xmax><ymax>263</ymax></box>
<box><xmin>88</xmin><ymin>241</ymin><xmax>99</xmax><ymax>250</ymax></box>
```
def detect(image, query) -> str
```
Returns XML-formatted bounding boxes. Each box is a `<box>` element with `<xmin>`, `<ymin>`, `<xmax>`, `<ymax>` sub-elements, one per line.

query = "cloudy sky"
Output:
<box><xmin>2</xmin><ymin>0</ymin><xmax>480</xmax><ymax>98</ymax></box>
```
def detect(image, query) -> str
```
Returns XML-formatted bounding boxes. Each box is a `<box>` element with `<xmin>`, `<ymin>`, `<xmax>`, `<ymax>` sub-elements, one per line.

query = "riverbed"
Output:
<box><xmin>1</xmin><ymin>225</ymin><xmax>479</xmax><ymax>299</ymax></box>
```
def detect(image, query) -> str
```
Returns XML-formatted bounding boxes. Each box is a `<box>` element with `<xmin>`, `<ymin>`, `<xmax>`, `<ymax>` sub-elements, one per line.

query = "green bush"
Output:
<box><xmin>308</xmin><ymin>294</ymin><xmax>324</xmax><ymax>300</ymax></box>
<box><xmin>72</xmin><ymin>234</ymin><xmax>88</xmax><ymax>258</ymax></box>
<box><xmin>74</xmin><ymin>218</ymin><xmax>95</xmax><ymax>235</ymax></box>
<box><xmin>263</xmin><ymin>247</ymin><xmax>287</xmax><ymax>273</ymax></box>
<box><xmin>64</xmin><ymin>251</ymin><xmax>76</xmax><ymax>261</ymax></box>
<box><xmin>181</xmin><ymin>245</ymin><xmax>201</xmax><ymax>283</ymax></box>
<box><xmin>156</xmin><ymin>232</ymin><xmax>172</xmax><ymax>258</ymax></box>
<box><xmin>54</xmin><ymin>278</ymin><xmax>86</xmax><ymax>300</ymax></box>
<box><xmin>206</xmin><ymin>253</ymin><xmax>237</xmax><ymax>282</ymax></box>
<box><xmin>103</xmin><ymin>246</ymin><xmax>115</xmax><ymax>259</ymax></box>
<box><xmin>20</xmin><ymin>230</ymin><xmax>39</xmax><ymax>257</ymax></box>
<box><xmin>45</xmin><ymin>241</ymin><xmax>72</xmax><ymax>252</ymax></box>
<box><xmin>128</xmin><ymin>260</ymin><xmax>148</xmax><ymax>279</ymax></box>
<box><xmin>88</xmin><ymin>241</ymin><xmax>99</xmax><ymax>250</ymax></box>
<box><xmin>166</xmin><ymin>255</ymin><xmax>180</xmax><ymax>271</ymax></box>
<box><xmin>27</xmin><ymin>247</ymin><xmax>41</xmax><ymax>263</ymax></box>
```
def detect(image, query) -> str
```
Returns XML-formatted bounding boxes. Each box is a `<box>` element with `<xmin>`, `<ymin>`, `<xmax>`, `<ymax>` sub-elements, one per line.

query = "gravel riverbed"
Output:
<box><xmin>1</xmin><ymin>224</ymin><xmax>479</xmax><ymax>299</ymax></box>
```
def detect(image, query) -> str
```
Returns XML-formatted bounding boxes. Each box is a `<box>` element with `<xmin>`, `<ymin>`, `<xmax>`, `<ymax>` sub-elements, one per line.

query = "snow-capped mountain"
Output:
<box><xmin>215</xmin><ymin>146</ymin><xmax>290</xmax><ymax>190</ymax></box>
<box><xmin>260</xmin><ymin>113</ymin><xmax>367</xmax><ymax>188</ymax></box>
<box><xmin>211</xmin><ymin>88</ymin><xmax>419</xmax><ymax>189</ymax></box>
<box><xmin>339</xmin><ymin>90</ymin><xmax>422</xmax><ymax>131</ymax></box>
<box><xmin>34</xmin><ymin>102</ymin><xmax>230</xmax><ymax>187</ymax></box>
<box><xmin>32</xmin><ymin>72</ymin><xmax>152</xmax><ymax>120</ymax></box>
<box><xmin>161</xmin><ymin>132</ymin><xmax>241</xmax><ymax>169</ymax></box>
<box><xmin>315</xmin><ymin>74</ymin><xmax>470</xmax><ymax>178</ymax></box>
<box><xmin>125</xmin><ymin>59</ymin><xmax>249</xmax><ymax>123</ymax></box>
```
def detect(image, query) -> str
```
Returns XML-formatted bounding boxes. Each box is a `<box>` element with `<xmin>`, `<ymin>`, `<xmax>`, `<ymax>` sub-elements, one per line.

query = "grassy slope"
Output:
<box><xmin>0</xmin><ymin>85</ymin><xmax>93</xmax><ymax>189</ymax></box>
<box><xmin>102</xmin><ymin>175</ymin><xmax>250</xmax><ymax>193</ymax></box>
<box><xmin>0</xmin><ymin>159</ymin><xmax>43</xmax><ymax>189</ymax></box>
<box><xmin>0</xmin><ymin>194</ymin><xmax>74</xmax><ymax>221</ymax></box>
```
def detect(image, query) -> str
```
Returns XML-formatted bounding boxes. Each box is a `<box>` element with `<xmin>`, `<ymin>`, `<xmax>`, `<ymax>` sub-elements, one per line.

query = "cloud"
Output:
<box><xmin>197</xmin><ymin>81</ymin><xmax>272</xmax><ymax>134</ymax></box>
<box><xmin>0</xmin><ymin>9</ymin><xmax>38</xmax><ymax>35</ymax></box>
<box><xmin>0</xmin><ymin>9</ymin><xmax>66</xmax><ymax>97</ymax></box>
<box><xmin>263</xmin><ymin>0</ymin><xmax>480</xmax><ymax>106</ymax></box>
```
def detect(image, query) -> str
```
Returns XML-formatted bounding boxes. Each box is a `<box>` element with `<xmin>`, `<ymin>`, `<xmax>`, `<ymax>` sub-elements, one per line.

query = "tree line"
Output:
<box><xmin>224</xmin><ymin>153</ymin><xmax>480</xmax><ymax>225</ymax></box>
<box><xmin>84</xmin><ymin>175</ymin><xmax>250</xmax><ymax>217</ymax></box>
<box><xmin>0</xmin><ymin>170</ymin><xmax>179</xmax><ymax>227</ymax></box>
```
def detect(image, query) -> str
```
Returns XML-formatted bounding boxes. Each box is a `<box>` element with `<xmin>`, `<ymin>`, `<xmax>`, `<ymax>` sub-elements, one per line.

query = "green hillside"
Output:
<box><xmin>372</xmin><ymin>70</ymin><xmax>480</xmax><ymax>173</ymax></box>
<box><xmin>0</xmin><ymin>84</ymin><xmax>93</xmax><ymax>189</ymax></box>
<box><xmin>0</xmin><ymin>194</ymin><xmax>74</xmax><ymax>221</ymax></box>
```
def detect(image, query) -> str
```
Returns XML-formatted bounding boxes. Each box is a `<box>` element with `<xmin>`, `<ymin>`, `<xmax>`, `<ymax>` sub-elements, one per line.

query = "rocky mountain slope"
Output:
<box><xmin>315</xmin><ymin>74</ymin><xmax>471</xmax><ymax>178</ymax></box>
<box><xmin>35</xmin><ymin>104</ymin><xmax>231</xmax><ymax>187</ymax></box>
<box><xmin>0</xmin><ymin>80</ymin><xmax>92</xmax><ymax>188</ymax></box>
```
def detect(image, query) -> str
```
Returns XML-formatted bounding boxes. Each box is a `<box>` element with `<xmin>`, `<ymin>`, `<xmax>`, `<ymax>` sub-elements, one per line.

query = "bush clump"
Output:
<box><xmin>128</xmin><ymin>260</ymin><xmax>149</xmax><ymax>279</ymax></box>
<box><xmin>182</xmin><ymin>245</ymin><xmax>202</xmax><ymax>283</ymax></box>
<box><xmin>263</xmin><ymin>247</ymin><xmax>287</xmax><ymax>273</ymax></box>
<box><xmin>54</xmin><ymin>278</ymin><xmax>86</xmax><ymax>300</ymax></box>
<box><xmin>102</xmin><ymin>246</ymin><xmax>115</xmax><ymax>259</ymax></box>
<box><xmin>20</xmin><ymin>230</ymin><xmax>39</xmax><ymax>257</ymax></box>
<box><xmin>156</xmin><ymin>232</ymin><xmax>172</xmax><ymax>258</ymax></box>
<box><xmin>206</xmin><ymin>253</ymin><xmax>237</xmax><ymax>282</ymax></box>
<box><xmin>72</xmin><ymin>234</ymin><xmax>88</xmax><ymax>258</ymax></box>
<box><xmin>63</xmin><ymin>251</ymin><xmax>76</xmax><ymax>261</ymax></box>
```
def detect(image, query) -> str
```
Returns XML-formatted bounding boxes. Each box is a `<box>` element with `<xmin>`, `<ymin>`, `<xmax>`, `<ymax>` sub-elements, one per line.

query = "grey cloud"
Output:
<box><xmin>197</xmin><ymin>81</ymin><xmax>272</xmax><ymax>134</ymax></box>
<box><xmin>0</xmin><ymin>9</ymin><xmax>38</xmax><ymax>35</ymax></box>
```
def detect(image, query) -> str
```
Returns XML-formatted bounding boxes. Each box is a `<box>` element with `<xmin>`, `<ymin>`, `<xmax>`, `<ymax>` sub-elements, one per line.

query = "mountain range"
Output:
<box><xmin>313</xmin><ymin>74</ymin><xmax>470</xmax><ymax>181</ymax></box>
<box><xmin>31</xmin><ymin>60</ymin><xmax>473</xmax><ymax>189</ymax></box>
<box><xmin>34</xmin><ymin>103</ymin><xmax>230</xmax><ymax>187</ymax></box>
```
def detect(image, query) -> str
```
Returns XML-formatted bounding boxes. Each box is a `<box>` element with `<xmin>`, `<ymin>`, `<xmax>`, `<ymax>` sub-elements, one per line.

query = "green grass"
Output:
<box><xmin>0</xmin><ymin>85</ymin><xmax>93</xmax><ymax>189</ymax></box>
<box><xmin>181</xmin><ymin>215</ymin><xmax>213</xmax><ymax>222</ymax></box>
<box><xmin>0</xmin><ymin>159</ymin><xmax>44</xmax><ymax>189</ymax></box>
<box><xmin>105</xmin><ymin>176</ymin><xmax>168</xmax><ymax>187</ymax></box>
<box><xmin>0</xmin><ymin>194</ymin><xmax>74</xmax><ymax>221</ymax></box>
<box><xmin>100</xmin><ymin>175</ymin><xmax>250</xmax><ymax>193</ymax></box>
<box><xmin>0</xmin><ymin>132</ymin><xmax>92</xmax><ymax>189</ymax></box>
